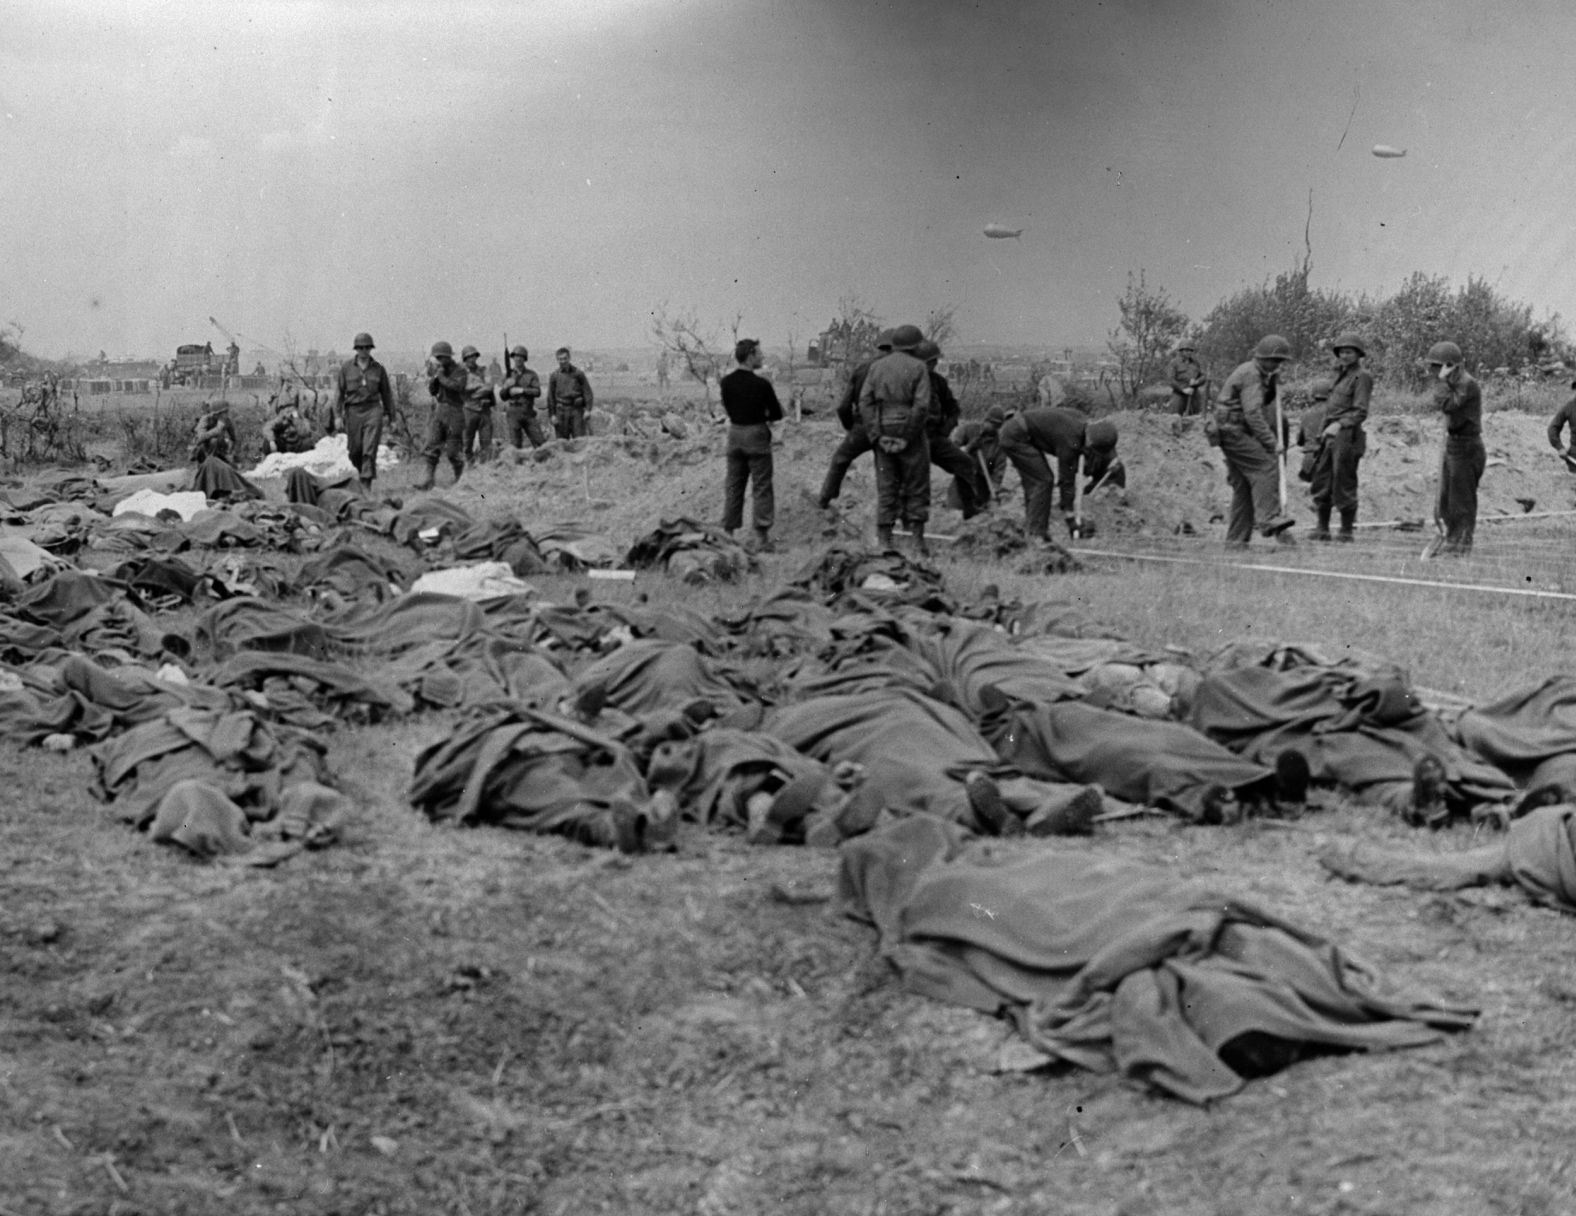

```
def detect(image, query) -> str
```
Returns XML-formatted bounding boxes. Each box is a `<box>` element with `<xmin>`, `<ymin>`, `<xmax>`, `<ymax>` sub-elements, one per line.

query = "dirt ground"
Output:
<box><xmin>4</xmin><ymin>388</ymin><xmax>1576</xmax><ymax>1215</ymax></box>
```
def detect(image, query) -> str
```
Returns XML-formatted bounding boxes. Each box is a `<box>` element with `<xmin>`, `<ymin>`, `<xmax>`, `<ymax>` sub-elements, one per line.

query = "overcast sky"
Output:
<box><xmin>5</xmin><ymin>0</ymin><xmax>1576</xmax><ymax>362</ymax></box>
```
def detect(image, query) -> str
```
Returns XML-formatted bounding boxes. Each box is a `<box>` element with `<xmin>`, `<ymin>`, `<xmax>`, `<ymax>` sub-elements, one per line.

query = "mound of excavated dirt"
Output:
<box><xmin>234</xmin><ymin>398</ymin><xmax>1575</xmax><ymax>556</ymax></box>
<box><xmin>1063</xmin><ymin>407</ymin><xmax>1576</xmax><ymax>541</ymax></box>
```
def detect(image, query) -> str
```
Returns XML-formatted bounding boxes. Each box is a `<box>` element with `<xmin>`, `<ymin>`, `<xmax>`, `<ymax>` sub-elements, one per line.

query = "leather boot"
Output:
<box><xmin>1311</xmin><ymin>507</ymin><xmax>1332</xmax><ymax>542</ymax></box>
<box><xmin>909</xmin><ymin>522</ymin><xmax>930</xmax><ymax>558</ymax></box>
<box><xmin>753</xmin><ymin>526</ymin><xmax>774</xmax><ymax>553</ymax></box>
<box><xmin>358</xmin><ymin>477</ymin><xmax>373</xmax><ymax>495</ymax></box>
<box><xmin>449</xmin><ymin>460</ymin><xmax>464</xmax><ymax>484</ymax></box>
<box><xmin>413</xmin><ymin>460</ymin><xmax>436</xmax><ymax>492</ymax></box>
<box><xmin>877</xmin><ymin>525</ymin><xmax>896</xmax><ymax>553</ymax></box>
<box><xmin>1338</xmin><ymin>508</ymin><xmax>1356</xmax><ymax>542</ymax></box>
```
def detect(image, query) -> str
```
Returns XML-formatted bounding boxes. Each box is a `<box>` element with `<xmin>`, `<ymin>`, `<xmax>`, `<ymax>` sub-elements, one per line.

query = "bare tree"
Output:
<box><xmin>1106</xmin><ymin>270</ymin><xmax>1191</xmax><ymax>403</ymax></box>
<box><xmin>924</xmin><ymin>304</ymin><xmax>960</xmax><ymax>349</ymax></box>
<box><xmin>651</xmin><ymin>302</ymin><xmax>729</xmax><ymax>412</ymax></box>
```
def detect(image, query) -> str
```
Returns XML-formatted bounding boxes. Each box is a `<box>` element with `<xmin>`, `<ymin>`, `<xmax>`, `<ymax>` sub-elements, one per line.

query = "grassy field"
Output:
<box><xmin>3</xmin><ymin>390</ymin><xmax>1576</xmax><ymax>1214</ymax></box>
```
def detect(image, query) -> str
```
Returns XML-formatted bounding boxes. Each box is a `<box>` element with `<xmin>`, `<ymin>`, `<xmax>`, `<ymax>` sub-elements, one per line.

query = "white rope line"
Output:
<box><xmin>1071</xmin><ymin>544</ymin><xmax>1576</xmax><ymax>602</ymax></box>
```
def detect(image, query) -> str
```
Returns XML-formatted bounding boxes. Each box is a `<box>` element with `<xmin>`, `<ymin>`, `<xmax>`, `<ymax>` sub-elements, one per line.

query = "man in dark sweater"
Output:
<box><xmin>815</xmin><ymin>329</ymin><xmax>892</xmax><ymax>508</ymax></box>
<box><xmin>720</xmin><ymin>338</ymin><xmax>784</xmax><ymax>551</ymax></box>
<box><xmin>546</xmin><ymin>347</ymin><xmax>594</xmax><ymax>439</ymax></box>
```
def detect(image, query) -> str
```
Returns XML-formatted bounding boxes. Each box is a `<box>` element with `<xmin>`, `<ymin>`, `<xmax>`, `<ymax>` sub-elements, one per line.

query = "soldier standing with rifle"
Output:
<box><xmin>497</xmin><ymin>344</ymin><xmax>545</xmax><ymax>450</ymax></box>
<box><xmin>414</xmin><ymin>341</ymin><xmax>467</xmax><ymax>491</ymax></box>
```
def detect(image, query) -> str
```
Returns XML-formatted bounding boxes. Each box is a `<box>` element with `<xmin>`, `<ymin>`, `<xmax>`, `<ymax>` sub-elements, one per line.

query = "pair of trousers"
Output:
<box><xmin>421</xmin><ymin>403</ymin><xmax>465</xmax><ymax>468</ymax></box>
<box><xmin>1439</xmin><ymin>435</ymin><xmax>1485</xmax><ymax>555</ymax></box>
<box><xmin>1217</xmin><ymin>425</ymin><xmax>1281</xmax><ymax>544</ymax></box>
<box><xmin>343</xmin><ymin>405</ymin><xmax>384</xmax><ymax>482</ymax></box>
<box><xmin>997</xmin><ymin>426</ymin><xmax>1057</xmax><ymax>538</ymax></box>
<box><xmin>873</xmin><ymin>433</ymin><xmax>931</xmax><ymax>527</ymax></box>
<box><xmin>463</xmin><ymin>407</ymin><xmax>494</xmax><ymax>465</ymax></box>
<box><xmin>818</xmin><ymin>427</ymin><xmax>872</xmax><ymax>502</ymax></box>
<box><xmin>721</xmin><ymin>424</ymin><xmax>774</xmax><ymax>530</ymax></box>
<box><xmin>507</xmin><ymin>405</ymin><xmax>547</xmax><ymax>449</ymax></box>
<box><xmin>1309</xmin><ymin>426</ymin><xmax>1365</xmax><ymax>514</ymax></box>
<box><xmin>930</xmin><ymin>431</ymin><xmax>985</xmax><ymax>518</ymax></box>
<box><xmin>554</xmin><ymin>405</ymin><xmax>588</xmax><ymax>439</ymax></box>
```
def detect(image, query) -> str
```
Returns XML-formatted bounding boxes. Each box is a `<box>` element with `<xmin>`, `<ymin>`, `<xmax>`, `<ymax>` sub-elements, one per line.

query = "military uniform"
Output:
<box><xmin>815</xmin><ymin>355</ymin><xmax>879</xmax><ymax>507</ymax></box>
<box><xmin>1310</xmin><ymin>362</ymin><xmax>1371</xmax><ymax>538</ymax></box>
<box><xmin>334</xmin><ymin>342</ymin><xmax>395</xmax><ymax>487</ymax></box>
<box><xmin>1213</xmin><ymin>358</ymin><xmax>1291</xmax><ymax>545</ymax></box>
<box><xmin>190</xmin><ymin>408</ymin><xmax>237</xmax><ymax>464</ymax></box>
<box><xmin>418</xmin><ymin>348</ymin><xmax>468</xmax><ymax>488</ymax></box>
<box><xmin>499</xmin><ymin>350</ymin><xmax>545</xmax><ymax>449</ymax></box>
<box><xmin>460</xmin><ymin>352</ymin><xmax>495</xmax><ymax>466</ymax></box>
<box><xmin>546</xmin><ymin>360</ymin><xmax>594</xmax><ymax>439</ymax></box>
<box><xmin>1547</xmin><ymin>390</ymin><xmax>1576</xmax><ymax>471</ymax></box>
<box><xmin>857</xmin><ymin>334</ymin><xmax>932</xmax><ymax>548</ymax></box>
<box><xmin>1168</xmin><ymin>352</ymin><xmax>1207</xmax><ymax>416</ymax></box>
<box><xmin>994</xmin><ymin>407</ymin><xmax>1116</xmax><ymax>539</ymax></box>
<box><xmin>1436</xmin><ymin>369</ymin><xmax>1484</xmax><ymax>556</ymax></box>
<box><xmin>922</xmin><ymin>352</ymin><xmax>987</xmax><ymax>519</ymax></box>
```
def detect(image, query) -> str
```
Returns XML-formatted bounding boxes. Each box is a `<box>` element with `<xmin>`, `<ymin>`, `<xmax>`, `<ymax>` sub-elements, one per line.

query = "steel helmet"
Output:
<box><xmin>430</xmin><ymin>341</ymin><xmax>454</xmax><ymax>358</ymax></box>
<box><xmin>352</xmin><ymin>332</ymin><xmax>375</xmax><ymax>349</ymax></box>
<box><xmin>982</xmin><ymin>404</ymin><xmax>1008</xmax><ymax>428</ymax></box>
<box><xmin>915</xmin><ymin>339</ymin><xmax>942</xmax><ymax>363</ymax></box>
<box><xmin>460</xmin><ymin>344</ymin><xmax>481</xmax><ymax>360</ymax></box>
<box><xmin>1174</xmin><ymin>339</ymin><xmax>1197</xmax><ymax>353</ymax></box>
<box><xmin>1330</xmin><ymin>332</ymin><xmax>1366</xmax><ymax>357</ymax></box>
<box><xmin>1085</xmin><ymin>419</ymin><xmax>1118</xmax><ymax>450</ymax></box>
<box><xmin>1253</xmin><ymin>334</ymin><xmax>1293</xmax><ymax>361</ymax></box>
<box><xmin>889</xmin><ymin>324</ymin><xmax>924</xmax><ymax>351</ymax></box>
<box><xmin>875</xmin><ymin>328</ymin><xmax>895</xmax><ymax>351</ymax></box>
<box><xmin>1426</xmin><ymin>341</ymin><xmax>1463</xmax><ymax>365</ymax></box>
<box><xmin>509</xmin><ymin>344</ymin><xmax>529</xmax><ymax>360</ymax></box>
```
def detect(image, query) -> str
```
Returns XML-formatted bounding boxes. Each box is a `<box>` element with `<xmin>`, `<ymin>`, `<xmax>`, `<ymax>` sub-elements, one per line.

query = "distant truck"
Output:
<box><xmin>173</xmin><ymin>343</ymin><xmax>217</xmax><ymax>380</ymax></box>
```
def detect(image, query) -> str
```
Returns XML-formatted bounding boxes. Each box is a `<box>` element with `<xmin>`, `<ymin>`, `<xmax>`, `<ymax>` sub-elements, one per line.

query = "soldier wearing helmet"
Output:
<box><xmin>815</xmin><ymin>328</ymin><xmax>893</xmax><ymax>510</ymax></box>
<box><xmin>332</xmin><ymin>332</ymin><xmax>394</xmax><ymax>492</ymax></box>
<box><xmin>189</xmin><ymin>399</ymin><xmax>237</xmax><ymax>465</ymax></box>
<box><xmin>994</xmin><ymin>406</ymin><xmax>1119</xmax><ymax>542</ymax></box>
<box><xmin>1426</xmin><ymin>339</ymin><xmax>1483</xmax><ymax>556</ymax></box>
<box><xmin>458</xmin><ymin>344</ymin><xmax>496</xmax><ymax>467</ymax></box>
<box><xmin>1167</xmin><ymin>340</ymin><xmax>1207</xmax><ymax>417</ymax></box>
<box><xmin>496</xmin><ymin>345</ymin><xmax>545</xmax><ymax>450</ymax></box>
<box><xmin>857</xmin><ymin>324</ymin><xmax>933</xmax><ymax>554</ymax></box>
<box><xmin>546</xmin><ymin>347</ymin><xmax>594</xmax><ymax>439</ymax></box>
<box><xmin>1211</xmin><ymin>334</ymin><xmax>1297</xmax><ymax>546</ymax></box>
<box><xmin>415</xmin><ymin>340</ymin><xmax>468</xmax><ymax>491</ymax></box>
<box><xmin>917</xmin><ymin>340</ymin><xmax>989</xmax><ymax>519</ymax></box>
<box><xmin>1308</xmin><ymin>332</ymin><xmax>1373</xmax><ymax>541</ymax></box>
<box><xmin>1545</xmin><ymin>376</ymin><xmax>1576</xmax><ymax>473</ymax></box>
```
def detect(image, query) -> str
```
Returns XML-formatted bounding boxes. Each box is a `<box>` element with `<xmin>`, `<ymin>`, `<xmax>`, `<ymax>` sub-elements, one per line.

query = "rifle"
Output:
<box><xmin>498</xmin><ymin>332</ymin><xmax>510</xmax><ymax>409</ymax></box>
